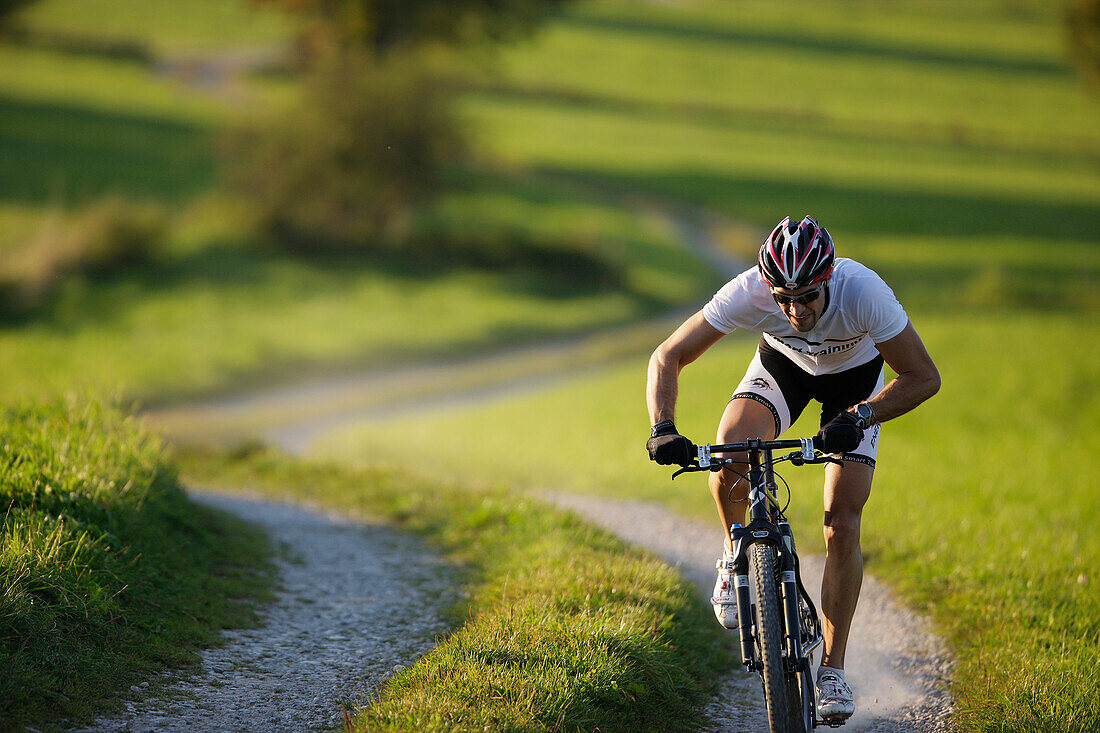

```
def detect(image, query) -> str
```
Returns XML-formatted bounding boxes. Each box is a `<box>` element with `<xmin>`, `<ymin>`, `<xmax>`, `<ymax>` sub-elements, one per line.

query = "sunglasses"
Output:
<box><xmin>772</xmin><ymin>285</ymin><xmax>824</xmax><ymax>307</ymax></box>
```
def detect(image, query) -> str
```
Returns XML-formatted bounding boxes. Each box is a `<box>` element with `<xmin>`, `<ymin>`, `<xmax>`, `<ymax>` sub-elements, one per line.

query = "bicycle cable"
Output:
<box><xmin>771</xmin><ymin>468</ymin><xmax>793</xmax><ymax>513</ymax></box>
<box><xmin>722</xmin><ymin>465</ymin><xmax>750</xmax><ymax>504</ymax></box>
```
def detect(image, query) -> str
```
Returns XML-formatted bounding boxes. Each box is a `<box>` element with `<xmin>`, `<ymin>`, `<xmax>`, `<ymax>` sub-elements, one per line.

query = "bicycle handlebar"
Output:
<box><xmin>698</xmin><ymin>436</ymin><xmax>822</xmax><ymax>469</ymax></box>
<box><xmin>670</xmin><ymin>436</ymin><xmax>837</xmax><ymax>479</ymax></box>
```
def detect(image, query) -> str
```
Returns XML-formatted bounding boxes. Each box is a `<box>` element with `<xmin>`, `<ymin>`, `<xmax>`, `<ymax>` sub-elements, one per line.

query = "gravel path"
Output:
<box><xmin>544</xmin><ymin>492</ymin><xmax>954</xmax><ymax>732</ymax></box>
<box><xmin>78</xmin><ymin>492</ymin><xmax>452</xmax><ymax>733</ymax></box>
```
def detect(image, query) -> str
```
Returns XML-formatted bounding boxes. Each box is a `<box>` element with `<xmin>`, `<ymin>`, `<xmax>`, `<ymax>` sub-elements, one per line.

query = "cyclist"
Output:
<box><xmin>645</xmin><ymin>215</ymin><xmax>939</xmax><ymax>724</ymax></box>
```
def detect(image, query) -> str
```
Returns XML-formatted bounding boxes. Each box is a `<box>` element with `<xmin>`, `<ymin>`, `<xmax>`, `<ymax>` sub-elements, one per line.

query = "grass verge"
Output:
<box><xmin>179</xmin><ymin>445</ymin><xmax>732</xmax><ymax>732</ymax></box>
<box><xmin>0</xmin><ymin>396</ymin><xmax>272</xmax><ymax>730</ymax></box>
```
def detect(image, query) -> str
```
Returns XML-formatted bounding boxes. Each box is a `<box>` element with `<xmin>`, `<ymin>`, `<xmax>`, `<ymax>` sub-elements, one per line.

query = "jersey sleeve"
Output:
<box><xmin>856</xmin><ymin>271</ymin><xmax>909</xmax><ymax>343</ymax></box>
<box><xmin>702</xmin><ymin>268</ymin><xmax>763</xmax><ymax>333</ymax></box>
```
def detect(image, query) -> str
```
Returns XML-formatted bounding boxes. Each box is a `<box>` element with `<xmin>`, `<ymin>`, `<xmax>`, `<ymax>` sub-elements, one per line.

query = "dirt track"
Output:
<box><xmin>79</xmin><ymin>493</ymin><xmax>453</xmax><ymax>732</ymax></box>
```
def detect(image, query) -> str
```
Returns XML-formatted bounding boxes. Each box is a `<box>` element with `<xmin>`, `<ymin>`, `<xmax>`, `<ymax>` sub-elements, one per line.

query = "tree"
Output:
<box><xmin>228</xmin><ymin>0</ymin><xmax>568</xmax><ymax>254</ymax></box>
<box><xmin>224</xmin><ymin>44</ymin><xmax>465</xmax><ymax>253</ymax></box>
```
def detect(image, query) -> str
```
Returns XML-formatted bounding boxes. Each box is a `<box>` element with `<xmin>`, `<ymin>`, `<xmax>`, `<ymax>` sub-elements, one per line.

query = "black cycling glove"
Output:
<box><xmin>817</xmin><ymin>410</ymin><xmax>864</xmax><ymax>454</ymax></box>
<box><xmin>646</xmin><ymin>420</ymin><xmax>696</xmax><ymax>466</ymax></box>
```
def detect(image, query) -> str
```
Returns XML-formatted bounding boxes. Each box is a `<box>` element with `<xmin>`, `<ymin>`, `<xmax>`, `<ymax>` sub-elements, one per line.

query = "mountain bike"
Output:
<box><xmin>672</xmin><ymin>437</ymin><xmax>844</xmax><ymax>732</ymax></box>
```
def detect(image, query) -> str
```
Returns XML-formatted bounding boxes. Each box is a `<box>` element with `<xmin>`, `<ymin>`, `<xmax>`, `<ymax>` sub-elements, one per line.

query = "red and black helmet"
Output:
<box><xmin>757</xmin><ymin>216</ymin><xmax>835</xmax><ymax>289</ymax></box>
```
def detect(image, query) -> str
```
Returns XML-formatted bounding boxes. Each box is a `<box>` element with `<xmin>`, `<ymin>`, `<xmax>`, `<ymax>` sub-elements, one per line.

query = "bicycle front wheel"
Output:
<box><xmin>784</xmin><ymin>657</ymin><xmax>814</xmax><ymax>732</ymax></box>
<box><xmin>752</xmin><ymin>544</ymin><xmax>791</xmax><ymax>733</ymax></box>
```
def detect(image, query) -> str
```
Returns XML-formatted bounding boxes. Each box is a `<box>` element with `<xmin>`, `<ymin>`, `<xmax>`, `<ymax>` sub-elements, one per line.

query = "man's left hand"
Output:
<box><xmin>818</xmin><ymin>411</ymin><xmax>864</xmax><ymax>454</ymax></box>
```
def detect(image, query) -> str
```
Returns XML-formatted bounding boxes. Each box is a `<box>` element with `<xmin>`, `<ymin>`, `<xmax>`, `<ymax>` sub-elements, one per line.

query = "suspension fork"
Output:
<box><xmin>777</xmin><ymin>522</ymin><xmax>804</xmax><ymax>664</ymax></box>
<box><xmin>731</xmin><ymin>443</ymin><xmax>767</xmax><ymax>667</ymax></box>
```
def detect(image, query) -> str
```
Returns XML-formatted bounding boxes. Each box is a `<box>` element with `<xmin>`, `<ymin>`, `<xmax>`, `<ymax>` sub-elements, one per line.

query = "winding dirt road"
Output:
<box><xmin>80</xmin><ymin>493</ymin><xmax>453</xmax><ymax>733</ymax></box>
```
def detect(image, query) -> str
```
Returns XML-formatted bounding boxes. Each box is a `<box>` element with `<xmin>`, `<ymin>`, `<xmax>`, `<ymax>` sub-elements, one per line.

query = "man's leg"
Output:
<box><xmin>708</xmin><ymin>397</ymin><xmax>778</xmax><ymax>551</ymax></box>
<box><xmin>819</xmin><ymin>459</ymin><xmax>873</xmax><ymax>670</ymax></box>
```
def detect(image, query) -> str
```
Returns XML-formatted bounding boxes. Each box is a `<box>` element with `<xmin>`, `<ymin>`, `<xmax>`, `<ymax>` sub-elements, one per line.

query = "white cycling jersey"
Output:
<box><xmin>702</xmin><ymin>258</ymin><xmax>908</xmax><ymax>375</ymax></box>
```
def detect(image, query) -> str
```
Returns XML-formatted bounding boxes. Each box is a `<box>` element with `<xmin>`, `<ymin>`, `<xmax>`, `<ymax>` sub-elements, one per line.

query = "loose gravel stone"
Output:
<box><xmin>78</xmin><ymin>491</ymin><xmax>453</xmax><ymax>732</ymax></box>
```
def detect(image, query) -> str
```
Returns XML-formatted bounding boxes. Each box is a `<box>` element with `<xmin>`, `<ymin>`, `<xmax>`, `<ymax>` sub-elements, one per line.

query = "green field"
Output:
<box><xmin>0</xmin><ymin>176</ymin><xmax>711</xmax><ymax>404</ymax></box>
<box><xmin>2</xmin><ymin>0</ymin><xmax>1099</xmax><ymax>729</ymax></box>
<box><xmin>0</xmin><ymin>1</ymin><xmax>715</xmax><ymax>405</ymax></box>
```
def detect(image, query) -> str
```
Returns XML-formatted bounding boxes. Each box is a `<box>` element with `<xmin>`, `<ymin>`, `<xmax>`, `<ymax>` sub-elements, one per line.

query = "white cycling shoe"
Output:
<box><xmin>711</xmin><ymin>553</ymin><xmax>738</xmax><ymax>629</ymax></box>
<box><xmin>816</xmin><ymin>669</ymin><xmax>855</xmax><ymax>723</ymax></box>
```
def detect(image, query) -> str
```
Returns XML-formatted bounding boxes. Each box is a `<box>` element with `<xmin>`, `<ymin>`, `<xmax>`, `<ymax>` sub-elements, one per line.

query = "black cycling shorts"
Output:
<box><xmin>730</xmin><ymin>338</ymin><xmax>884</xmax><ymax>466</ymax></box>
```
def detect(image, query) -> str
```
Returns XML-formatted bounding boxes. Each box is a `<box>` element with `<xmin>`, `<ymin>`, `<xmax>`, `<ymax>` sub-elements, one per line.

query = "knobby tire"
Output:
<box><xmin>785</xmin><ymin>658</ymin><xmax>814</xmax><ymax>732</ymax></box>
<box><xmin>783</xmin><ymin>589</ymin><xmax>814</xmax><ymax>732</ymax></box>
<box><xmin>752</xmin><ymin>544</ymin><xmax>791</xmax><ymax>733</ymax></box>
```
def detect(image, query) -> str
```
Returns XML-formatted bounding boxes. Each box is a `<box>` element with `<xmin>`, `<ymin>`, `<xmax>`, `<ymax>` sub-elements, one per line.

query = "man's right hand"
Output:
<box><xmin>647</xmin><ymin>420</ymin><xmax>696</xmax><ymax>466</ymax></box>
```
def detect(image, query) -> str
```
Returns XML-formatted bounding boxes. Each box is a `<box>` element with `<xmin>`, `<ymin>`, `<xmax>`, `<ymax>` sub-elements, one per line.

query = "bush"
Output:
<box><xmin>223</xmin><ymin>44</ymin><xmax>466</xmax><ymax>254</ymax></box>
<box><xmin>0</xmin><ymin>197</ymin><xmax>166</xmax><ymax>318</ymax></box>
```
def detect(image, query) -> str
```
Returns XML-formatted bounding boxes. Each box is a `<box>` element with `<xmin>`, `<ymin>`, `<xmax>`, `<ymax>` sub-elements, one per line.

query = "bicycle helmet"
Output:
<box><xmin>757</xmin><ymin>215</ymin><xmax>835</xmax><ymax>289</ymax></box>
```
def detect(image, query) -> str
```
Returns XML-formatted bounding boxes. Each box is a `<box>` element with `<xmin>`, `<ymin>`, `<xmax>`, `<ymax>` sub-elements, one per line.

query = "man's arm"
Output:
<box><xmin>647</xmin><ymin>310</ymin><xmax>726</xmax><ymax>424</ymax></box>
<box><xmin>865</xmin><ymin>321</ymin><xmax>940</xmax><ymax>424</ymax></box>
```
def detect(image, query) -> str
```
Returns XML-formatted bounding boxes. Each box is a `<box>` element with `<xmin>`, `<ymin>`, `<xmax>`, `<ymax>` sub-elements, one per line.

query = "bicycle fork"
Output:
<box><xmin>729</xmin><ymin>523</ymin><xmax>801</xmax><ymax>670</ymax></box>
<box><xmin>728</xmin><ymin>447</ymin><xmax>821</xmax><ymax>671</ymax></box>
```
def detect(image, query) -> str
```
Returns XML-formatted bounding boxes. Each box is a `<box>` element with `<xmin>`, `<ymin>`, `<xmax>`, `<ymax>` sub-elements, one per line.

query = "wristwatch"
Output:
<box><xmin>651</xmin><ymin>419</ymin><xmax>677</xmax><ymax>438</ymax></box>
<box><xmin>849</xmin><ymin>402</ymin><xmax>875</xmax><ymax>430</ymax></box>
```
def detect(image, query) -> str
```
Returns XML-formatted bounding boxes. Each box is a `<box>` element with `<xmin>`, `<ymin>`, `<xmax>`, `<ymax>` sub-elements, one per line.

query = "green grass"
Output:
<box><xmin>0</xmin><ymin>173</ymin><xmax>714</xmax><ymax>405</ymax></box>
<box><xmin>0</xmin><ymin>1</ymin><xmax>717</xmax><ymax>406</ymax></box>
<box><xmin>14</xmin><ymin>0</ymin><xmax>292</xmax><ymax>53</ymax></box>
<box><xmin>314</xmin><ymin>308</ymin><xmax>1100</xmax><ymax>731</ymax></box>
<box><xmin>178</xmin><ymin>446</ymin><xmax>733</xmax><ymax>732</ymax></box>
<box><xmin>495</xmin><ymin>0</ymin><xmax>1096</xmax><ymax>149</ymax></box>
<box><xmin>461</xmin><ymin>0</ymin><xmax>1100</xmax><ymax>313</ymax></box>
<box><xmin>0</xmin><ymin>84</ymin><xmax>216</xmax><ymax>207</ymax></box>
<box><xmin>0</xmin><ymin>397</ymin><xmax>273</xmax><ymax>730</ymax></box>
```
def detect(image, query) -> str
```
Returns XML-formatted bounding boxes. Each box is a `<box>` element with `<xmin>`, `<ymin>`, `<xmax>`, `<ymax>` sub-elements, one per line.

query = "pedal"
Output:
<box><xmin>819</xmin><ymin>715</ymin><xmax>849</xmax><ymax>728</ymax></box>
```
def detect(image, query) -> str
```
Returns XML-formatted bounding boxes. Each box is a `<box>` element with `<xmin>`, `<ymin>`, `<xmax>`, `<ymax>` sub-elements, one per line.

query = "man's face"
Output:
<box><xmin>771</xmin><ymin>281</ymin><xmax>828</xmax><ymax>332</ymax></box>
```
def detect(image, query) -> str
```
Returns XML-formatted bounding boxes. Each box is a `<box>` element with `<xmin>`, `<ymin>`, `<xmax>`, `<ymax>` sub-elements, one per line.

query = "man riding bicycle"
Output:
<box><xmin>645</xmin><ymin>215</ymin><xmax>939</xmax><ymax>723</ymax></box>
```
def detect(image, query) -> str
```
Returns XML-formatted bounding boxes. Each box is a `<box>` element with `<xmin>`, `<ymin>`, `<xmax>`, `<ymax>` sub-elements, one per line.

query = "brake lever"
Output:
<box><xmin>672</xmin><ymin>458</ymin><xmax>731</xmax><ymax>479</ymax></box>
<box><xmin>780</xmin><ymin>450</ymin><xmax>805</xmax><ymax>466</ymax></box>
<box><xmin>671</xmin><ymin>464</ymin><xmax>703</xmax><ymax>479</ymax></box>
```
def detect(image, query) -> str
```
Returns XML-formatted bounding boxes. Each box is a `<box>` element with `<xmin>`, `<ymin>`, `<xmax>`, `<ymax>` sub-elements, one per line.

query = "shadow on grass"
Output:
<box><xmin>534</xmin><ymin>166</ymin><xmax>1099</xmax><ymax>315</ymax></box>
<box><xmin>0</xmin><ymin>93</ymin><xmax>214</xmax><ymax>206</ymax></box>
<box><xmin>0</xmin><ymin>232</ymin><xmax>652</xmax><ymax>330</ymax></box>
<box><xmin>468</xmin><ymin>82</ymin><xmax>1100</xmax><ymax>166</ymax></box>
<box><xmin>564</xmin><ymin>13</ymin><xmax>1071</xmax><ymax>79</ymax></box>
<box><xmin>538</xmin><ymin>166</ymin><xmax>1100</xmax><ymax>242</ymax></box>
<box><xmin>0</xmin><ymin>27</ymin><xmax>152</xmax><ymax>64</ymax></box>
